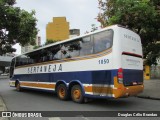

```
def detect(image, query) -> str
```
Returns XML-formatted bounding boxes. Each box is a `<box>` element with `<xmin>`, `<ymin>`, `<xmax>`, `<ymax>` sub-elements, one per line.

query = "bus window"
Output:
<box><xmin>40</xmin><ymin>49</ymin><xmax>48</xmax><ymax>62</ymax></box>
<box><xmin>93</xmin><ymin>30</ymin><xmax>113</xmax><ymax>53</ymax></box>
<box><xmin>61</xmin><ymin>41</ymin><xmax>80</xmax><ymax>59</ymax></box>
<box><xmin>80</xmin><ymin>36</ymin><xmax>93</xmax><ymax>56</ymax></box>
<box><xmin>51</xmin><ymin>45</ymin><xmax>61</xmax><ymax>60</ymax></box>
<box><xmin>26</xmin><ymin>51</ymin><xmax>40</xmax><ymax>64</ymax></box>
<box><xmin>15</xmin><ymin>55</ymin><xmax>29</xmax><ymax>66</ymax></box>
<box><xmin>47</xmin><ymin>51</ymin><xmax>53</xmax><ymax>61</ymax></box>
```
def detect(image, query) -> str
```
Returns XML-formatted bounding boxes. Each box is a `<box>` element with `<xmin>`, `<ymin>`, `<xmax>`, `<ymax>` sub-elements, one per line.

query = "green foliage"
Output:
<box><xmin>45</xmin><ymin>39</ymin><xmax>59</xmax><ymax>45</ymax></box>
<box><xmin>33</xmin><ymin>39</ymin><xmax>58</xmax><ymax>50</ymax></box>
<box><xmin>33</xmin><ymin>45</ymin><xmax>42</xmax><ymax>50</ymax></box>
<box><xmin>0</xmin><ymin>0</ymin><xmax>38</xmax><ymax>55</ymax></box>
<box><xmin>91</xmin><ymin>24</ymin><xmax>98</xmax><ymax>32</ymax></box>
<box><xmin>98</xmin><ymin>0</ymin><xmax>160</xmax><ymax>65</ymax></box>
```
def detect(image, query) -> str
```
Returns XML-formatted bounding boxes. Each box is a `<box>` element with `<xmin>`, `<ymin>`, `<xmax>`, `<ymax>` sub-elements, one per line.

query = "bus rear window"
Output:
<box><xmin>93</xmin><ymin>30</ymin><xmax>113</xmax><ymax>53</ymax></box>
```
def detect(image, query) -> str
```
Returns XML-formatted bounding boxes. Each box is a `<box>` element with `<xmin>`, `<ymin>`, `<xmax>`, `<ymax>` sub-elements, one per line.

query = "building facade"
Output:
<box><xmin>69</xmin><ymin>29</ymin><xmax>80</xmax><ymax>38</ymax></box>
<box><xmin>21</xmin><ymin>36</ymin><xmax>41</xmax><ymax>54</ymax></box>
<box><xmin>0</xmin><ymin>53</ymin><xmax>15</xmax><ymax>74</ymax></box>
<box><xmin>46</xmin><ymin>17</ymin><xmax>69</xmax><ymax>41</ymax></box>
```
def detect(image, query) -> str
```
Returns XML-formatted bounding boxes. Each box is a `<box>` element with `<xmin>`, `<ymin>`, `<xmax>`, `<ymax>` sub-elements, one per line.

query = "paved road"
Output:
<box><xmin>0</xmin><ymin>79</ymin><xmax>160</xmax><ymax>120</ymax></box>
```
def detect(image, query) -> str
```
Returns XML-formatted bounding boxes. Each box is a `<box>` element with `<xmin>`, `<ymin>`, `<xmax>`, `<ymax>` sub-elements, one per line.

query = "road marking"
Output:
<box><xmin>81</xmin><ymin>116</ymin><xmax>90</xmax><ymax>120</ymax></box>
<box><xmin>48</xmin><ymin>117</ymin><xmax>61</xmax><ymax>120</ymax></box>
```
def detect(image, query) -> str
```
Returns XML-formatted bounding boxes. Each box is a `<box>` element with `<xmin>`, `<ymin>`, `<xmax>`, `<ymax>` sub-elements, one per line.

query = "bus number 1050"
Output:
<box><xmin>98</xmin><ymin>59</ymin><xmax>109</xmax><ymax>64</ymax></box>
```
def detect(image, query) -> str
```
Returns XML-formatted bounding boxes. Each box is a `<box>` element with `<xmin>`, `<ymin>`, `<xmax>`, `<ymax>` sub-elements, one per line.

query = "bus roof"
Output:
<box><xmin>13</xmin><ymin>24</ymin><xmax>126</xmax><ymax>58</ymax></box>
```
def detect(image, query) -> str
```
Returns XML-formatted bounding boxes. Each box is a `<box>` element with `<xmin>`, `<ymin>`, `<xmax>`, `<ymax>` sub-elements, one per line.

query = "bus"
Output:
<box><xmin>9</xmin><ymin>25</ymin><xmax>144</xmax><ymax>103</ymax></box>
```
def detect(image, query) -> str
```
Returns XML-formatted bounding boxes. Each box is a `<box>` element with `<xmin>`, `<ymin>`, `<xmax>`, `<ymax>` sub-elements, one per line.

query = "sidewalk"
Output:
<box><xmin>0</xmin><ymin>96</ymin><xmax>8</xmax><ymax>120</ymax></box>
<box><xmin>0</xmin><ymin>76</ymin><xmax>9</xmax><ymax>79</ymax></box>
<box><xmin>0</xmin><ymin>96</ymin><xmax>7</xmax><ymax>111</ymax></box>
<box><xmin>0</xmin><ymin>78</ymin><xmax>8</xmax><ymax>120</ymax></box>
<box><xmin>137</xmin><ymin>79</ymin><xmax>160</xmax><ymax>100</ymax></box>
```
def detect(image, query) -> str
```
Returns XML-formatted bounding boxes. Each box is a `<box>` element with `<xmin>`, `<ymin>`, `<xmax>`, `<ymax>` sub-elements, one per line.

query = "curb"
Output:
<box><xmin>0</xmin><ymin>96</ymin><xmax>7</xmax><ymax>111</ymax></box>
<box><xmin>0</xmin><ymin>76</ymin><xmax>9</xmax><ymax>79</ymax></box>
<box><xmin>0</xmin><ymin>95</ymin><xmax>9</xmax><ymax>120</ymax></box>
<box><xmin>136</xmin><ymin>95</ymin><xmax>160</xmax><ymax>100</ymax></box>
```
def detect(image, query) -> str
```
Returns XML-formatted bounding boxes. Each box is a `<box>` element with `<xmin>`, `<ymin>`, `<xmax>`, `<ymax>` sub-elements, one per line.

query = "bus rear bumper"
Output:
<box><xmin>113</xmin><ymin>85</ymin><xmax>144</xmax><ymax>98</ymax></box>
<box><xmin>113</xmin><ymin>77</ymin><xmax>144</xmax><ymax>98</ymax></box>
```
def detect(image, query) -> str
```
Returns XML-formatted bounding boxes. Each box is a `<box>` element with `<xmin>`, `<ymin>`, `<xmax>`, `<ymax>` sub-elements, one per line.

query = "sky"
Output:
<box><xmin>13</xmin><ymin>0</ymin><xmax>100</xmax><ymax>54</ymax></box>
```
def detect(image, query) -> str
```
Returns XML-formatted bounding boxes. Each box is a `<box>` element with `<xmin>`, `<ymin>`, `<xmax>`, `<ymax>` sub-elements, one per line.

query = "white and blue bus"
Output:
<box><xmin>10</xmin><ymin>25</ymin><xmax>144</xmax><ymax>103</ymax></box>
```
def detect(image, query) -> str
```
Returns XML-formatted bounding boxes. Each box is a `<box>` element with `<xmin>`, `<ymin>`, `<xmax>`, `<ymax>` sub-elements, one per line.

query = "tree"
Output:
<box><xmin>33</xmin><ymin>39</ymin><xmax>58</xmax><ymax>50</ymax></box>
<box><xmin>45</xmin><ymin>39</ymin><xmax>58</xmax><ymax>45</ymax></box>
<box><xmin>33</xmin><ymin>45</ymin><xmax>42</xmax><ymax>50</ymax></box>
<box><xmin>0</xmin><ymin>0</ymin><xmax>38</xmax><ymax>55</ymax></box>
<box><xmin>97</xmin><ymin>0</ymin><xmax>160</xmax><ymax>65</ymax></box>
<box><xmin>91</xmin><ymin>24</ymin><xmax>98</xmax><ymax>32</ymax></box>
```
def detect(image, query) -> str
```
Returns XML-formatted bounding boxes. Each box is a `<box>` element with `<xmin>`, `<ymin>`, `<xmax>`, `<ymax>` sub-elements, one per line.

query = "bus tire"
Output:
<box><xmin>16</xmin><ymin>81</ymin><xmax>21</xmax><ymax>92</ymax></box>
<box><xmin>71</xmin><ymin>85</ymin><xmax>84</xmax><ymax>103</ymax></box>
<box><xmin>57</xmin><ymin>84</ymin><xmax>68</xmax><ymax>100</ymax></box>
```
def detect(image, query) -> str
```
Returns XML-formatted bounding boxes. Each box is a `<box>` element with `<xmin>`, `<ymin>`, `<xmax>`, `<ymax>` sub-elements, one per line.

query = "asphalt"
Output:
<box><xmin>136</xmin><ymin>79</ymin><xmax>160</xmax><ymax>100</ymax></box>
<box><xmin>0</xmin><ymin>76</ymin><xmax>159</xmax><ymax>115</ymax></box>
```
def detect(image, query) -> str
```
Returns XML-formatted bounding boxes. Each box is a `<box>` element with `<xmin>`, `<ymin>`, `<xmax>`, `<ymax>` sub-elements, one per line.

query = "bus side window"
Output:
<box><xmin>61</xmin><ymin>40</ymin><xmax>80</xmax><ymax>59</ymax></box>
<box><xmin>27</xmin><ymin>51</ymin><xmax>40</xmax><ymax>64</ymax></box>
<box><xmin>93</xmin><ymin>30</ymin><xmax>113</xmax><ymax>53</ymax></box>
<box><xmin>16</xmin><ymin>55</ymin><xmax>28</xmax><ymax>66</ymax></box>
<box><xmin>80</xmin><ymin>36</ymin><xmax>93</xmax><ymax>56</ymax></box>
<box><xmin>51</xmin><ymin>45</ymin><xmax>62</xmax><ymax>60</ymax></box>
<box><xmin>61</xmin><ymin>45</ymin><xmax>70</xmax><ymax>59</ymax></box>
<box><xmin>68</xmin><ymin>41</ymin><xmax>80</xmax><ymax>58</ymax></box>
<box><xmin>47</xmin><ymin>52</ymin><xmax>53</xmax><ymax>61</ymax></box>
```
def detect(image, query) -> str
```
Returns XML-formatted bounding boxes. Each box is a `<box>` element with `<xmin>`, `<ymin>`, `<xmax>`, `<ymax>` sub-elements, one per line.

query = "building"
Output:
<box><xmin>69</xmin><ymin>29</ymin><xmax>80</xmax><ymax>38</ymax></box>
<box><xmin>0</xmin><ymin>53</ymin><xmax>15</xmax><ymax>74</ymax></box>
<box><xmin>36</xmin><ymin>36</ymin><xmax>41</xmax><ymax>46</ymax></box>
<box><xmin>21</xmin><ymin>45</ymin><xmax>34</xmax><ymax>54</ymax></box>
<box><xmin>21</xmin><ymin>36</ymin><xmax>41</xmax><ymax>54</ymax></box>
<box><xmin>0</xmin><ymin>36</ymin><xmax>41</xmax><ymax>74</ymax></box>
<box><xmin>46</xmin><ymin>17</ymin><xmax>69</xmax><ymax>41</ymax></box>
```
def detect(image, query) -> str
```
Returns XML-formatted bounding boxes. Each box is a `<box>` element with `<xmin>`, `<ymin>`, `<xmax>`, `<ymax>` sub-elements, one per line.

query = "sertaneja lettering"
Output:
<box><xmin>58</xmin><ymin>64</ymin><xmax>62</xmax><ymax>71</ymax></box>
<box><xmin>36</xmin><ymin>66</ymin><xmax>39</xmax><ymax>72</ymax></box>
<box><xmin>44</xmin><ymin>66</ymin><xmax>47</xmax><ymax>72</ymax></box>
<box><xmin>48</xmin><ymin>65</ymin><xmax>51</xmax><ymax>72</ymax></box>
<box><xmin>53</xmin><ymin>65</ymin><xmax>56</xmax><ymax>71</ymax></box>
<box><xmin>40</xmin><ymin>66</ymin><xmax>43</xmax><ymax>72</ymax></box>
<box><xmin>27</xmin><ymin>64</ymin><xmax>62</xmax><ymax>74</ymax></box>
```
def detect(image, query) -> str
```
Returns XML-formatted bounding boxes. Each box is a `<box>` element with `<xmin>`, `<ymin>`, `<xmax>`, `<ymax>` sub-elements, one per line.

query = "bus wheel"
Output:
<box><xmin>16</xmin><ymin>82</ymin><xmax>21</xmax><ymax>92</ymax></box>
<box><xmin>57</xmin><ymin>84</ymin><xmax>68</xmax><ymax>100</ymax></box>
<box><xmin>71</xmin><ymin>85</ymin><xmax>84</xmax><ymax>103</ymax></box>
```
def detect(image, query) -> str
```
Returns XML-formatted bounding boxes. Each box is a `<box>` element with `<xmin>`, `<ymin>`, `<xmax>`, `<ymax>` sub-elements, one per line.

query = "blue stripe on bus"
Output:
<box><xmin>11</xmin><ymin>69</ymin><xmax>143</xmax><ymax>86</ymax></box>
<box><xmin>11</xmin><ymin>70</ymin><xmax>116</xmax><ymax>85</ymax></box>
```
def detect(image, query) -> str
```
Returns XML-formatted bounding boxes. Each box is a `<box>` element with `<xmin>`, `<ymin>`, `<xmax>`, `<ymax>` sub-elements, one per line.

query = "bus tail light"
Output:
<box><xmin>118</xmin><ymin>68</ymin><xmax>123</xmax><ymax>84</ymax></box>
